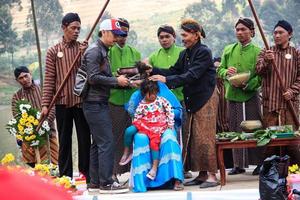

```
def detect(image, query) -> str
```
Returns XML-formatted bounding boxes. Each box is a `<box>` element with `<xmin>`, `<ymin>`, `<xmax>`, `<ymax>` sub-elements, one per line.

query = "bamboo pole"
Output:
<box><xmin>247</xmin><ymin>0</ymin><xmax>300</xmax><ymax>127</ymax></box>
<box><xmin>37</xmin><ymin>0</ymin><xmax>111</xmax><ymax>131</ymax></box>
<box><xmin>34</xmin><ymin>147</ymin><xmax>41</xmax><ymax>164</ymax></box>
<box><xmin>30</xmin><ymin>0</ymin><xmax>43</xmax><ymax>89</ymax></box>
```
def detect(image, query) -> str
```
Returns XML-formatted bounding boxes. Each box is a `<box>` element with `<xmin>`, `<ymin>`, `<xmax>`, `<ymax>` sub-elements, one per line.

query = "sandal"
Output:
<box><xmin>119</xmin><ymin>153</ymin><xmax>133</xmax><ymax>166</ymax></box>
<box><xmin>146</xmin><ymin>169</ymin><xmax>157</xmax><ymax>180</ymax></box>
<box><xmin>199</xmin><ymin>181</ymin><xmax>220</xmax><ymax>188</ymax></box>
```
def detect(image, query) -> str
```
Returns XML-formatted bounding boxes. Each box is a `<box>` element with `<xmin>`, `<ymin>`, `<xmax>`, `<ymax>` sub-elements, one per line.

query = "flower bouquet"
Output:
<box><xmin>6</xmin><ymin>99</ymin><xmax>51</xmax><ymax>163</ymax></box>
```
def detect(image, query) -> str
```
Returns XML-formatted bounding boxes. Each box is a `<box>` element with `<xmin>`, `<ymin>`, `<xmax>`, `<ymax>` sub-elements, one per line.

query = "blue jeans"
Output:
<box><xmin>83</xmin><ymin>102</ymin><xmax>114</xmax><ymax>186</ymax></box>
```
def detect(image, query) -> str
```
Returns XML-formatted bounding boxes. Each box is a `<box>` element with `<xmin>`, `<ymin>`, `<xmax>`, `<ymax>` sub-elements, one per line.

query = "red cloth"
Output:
<box><xmin>133</xmin><ymin>114</ymin><xmax>164</xmax><ymax>151</ymax></box>
<box><xmin>0</xmin><ymin>167</ymin><xmax>72</xmax><ymax>200</ymax></box>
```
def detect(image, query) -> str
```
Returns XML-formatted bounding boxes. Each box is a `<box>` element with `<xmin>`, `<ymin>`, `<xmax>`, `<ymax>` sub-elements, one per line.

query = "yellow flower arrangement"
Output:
<box><xmin>33</xmin><ymin>163</ymin><xmax>59</xmax><ymax>177</ymax></box>
<box><xmin>21</xmin><ymin>112</ymin><xmax>28</xmax><ymax>119</ymax></box>
<box><xmin>34</xmin><ymin>164</ymin><xmax>51</xmax><ymax>176</ymax></box>
<box><xmin>54</xmin><ymin>176</ymin><xmax>75</xmax><ymax>189</ymax></box>
<box><xmin>1</xmin><ymin>153</ymin><xmax>15</xmax><ymax>165</ymax></box>
<box><xmin>289</xmin><ymin>164</ymin><xmax>300</xmax><ymax>174</ymax></box>
<box><xmin>6</xmin><ymin>99</ymin><xmax>51</xmax><ymax>147</ymax></box>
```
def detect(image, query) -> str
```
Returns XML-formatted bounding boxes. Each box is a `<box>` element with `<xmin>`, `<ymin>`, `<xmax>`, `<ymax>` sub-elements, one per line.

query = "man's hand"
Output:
<box><xmin>117</xmin><ymin>75</ymin><xmax>129</xmax><ymax>87</ymax></box>
<box><xmin>283</xmin><ymin>90</ymin><xmax>293</xmax><ymax>101</ymax></box>
<box><xmin>40</xmin><ymin>106</ymin><xmax>48</xmax><ymax>120</ymax></box>
<box><xmin>227</xmin><ymin>66</ymin><xmax>237</xmax><ymax>76</ymax></box>
<box><xmin>149</xmin><ymin>75</ymin><xmax>166</xmax><ymax>83</ymax></box>
<box><xmin>264</xmin><ymin>50</ymin><xmax>275</xmax><ymax>62</ymax></box>
<box><xmin>79</xmin><ymin>40</ymin><xmax>88</xmax><ymax>53</ymax></box>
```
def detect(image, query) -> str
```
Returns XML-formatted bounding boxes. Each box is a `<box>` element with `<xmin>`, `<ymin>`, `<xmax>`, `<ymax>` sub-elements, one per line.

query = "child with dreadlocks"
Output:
<box><xmin>119</xmin><ymin>79</ymin><xmax>175</xmax><ymax>180</ymax></box>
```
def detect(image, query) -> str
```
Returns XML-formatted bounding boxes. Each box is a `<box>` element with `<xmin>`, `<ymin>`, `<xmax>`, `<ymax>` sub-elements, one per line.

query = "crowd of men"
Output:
<box><xmin>11</xmin><ymin>12</ymin><xmax>300</xmax><ymax>193</ymax></box>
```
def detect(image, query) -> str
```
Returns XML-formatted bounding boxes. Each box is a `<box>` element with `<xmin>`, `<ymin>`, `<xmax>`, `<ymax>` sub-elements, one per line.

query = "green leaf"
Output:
<box><xmin>257</xmin><ymin>138</ymin><xmax>271</xmax><ymax>146</ymax></box>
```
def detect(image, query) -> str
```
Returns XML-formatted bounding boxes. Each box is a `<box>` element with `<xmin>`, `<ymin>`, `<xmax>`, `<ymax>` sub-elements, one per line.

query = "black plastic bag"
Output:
<box><xmin>259</xmin><ymin>155</ymin><xmax>290</xmax><ymax>200</ymax></box>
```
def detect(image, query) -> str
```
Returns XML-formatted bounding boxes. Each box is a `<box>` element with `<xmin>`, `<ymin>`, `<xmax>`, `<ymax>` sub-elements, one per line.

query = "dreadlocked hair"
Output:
<box><xmin>134</xmin><ymin>61</ymin><xmax>152</xmax><ymax>79</ymax></box>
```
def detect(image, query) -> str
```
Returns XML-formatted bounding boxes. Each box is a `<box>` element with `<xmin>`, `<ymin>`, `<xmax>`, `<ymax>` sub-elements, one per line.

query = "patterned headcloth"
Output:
<box><xmin>62</xmin><ymin>13</ymin><xmax>81</xmax><ymax>26</ymax></box>
<box><xmin>14</xmin><ymin>66</ymin><xmax>29</xmax><ymax>79</ymax></box>
<box><xmin>181</xmin><ymin>19</ymin><xmax>206</xmax><ymax>38</ymax></box>
<box><xmin>235</xmin><ymin>17</ymin><xmax>254</xmax><ymax>30</ymax></box>
<box><xmin>157</xmin><ymin>25</ymin><xmax>175</xmax><ymax>37</ymax></box>
<box><xmin>274</xmin><ymin>20</ymin><xmax>293</xmax><ymax>33</ymax></box>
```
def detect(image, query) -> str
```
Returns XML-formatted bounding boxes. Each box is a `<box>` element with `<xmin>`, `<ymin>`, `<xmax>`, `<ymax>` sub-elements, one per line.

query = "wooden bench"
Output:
<box><xmin>216</xmin><ymin>137</ymin><xmax>300</xmax><ymax>186</ymax></box>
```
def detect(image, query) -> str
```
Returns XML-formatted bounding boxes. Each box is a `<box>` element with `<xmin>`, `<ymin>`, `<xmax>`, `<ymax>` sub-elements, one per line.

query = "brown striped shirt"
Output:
<box><xmin>12</xmin><ymin>83</ymin><xmax>55</xmax><ymax>124</ymax></box>
<box><xmin>256</xmin><ymin>45</ymin><xmax>300</xmax><ymax>112</ymax></box>
<box><xmin>42</xmin><ymin>38</ymin><xmax>82</xmax><ymax>108</ymax></box>
<box><xmin>11</xmin><ymin>83</ymin><xmax>58</xmax><ymax>164</ymax></box>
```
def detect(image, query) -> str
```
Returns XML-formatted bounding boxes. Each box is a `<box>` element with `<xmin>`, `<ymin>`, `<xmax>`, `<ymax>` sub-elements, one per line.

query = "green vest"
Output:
<box><xmin>149</xmin><ymin>44</ymin><xmax>184</xmax><ymax>101</ymax></box>
<box><xmin>108</xmin><ymin>44</ymin><xmax>141</xmax><ymax>105</ymax></box>
<box><xmin>217</xmin><ymin>42</ymin><xmax>261</xmax><ymax>102</ymax></box>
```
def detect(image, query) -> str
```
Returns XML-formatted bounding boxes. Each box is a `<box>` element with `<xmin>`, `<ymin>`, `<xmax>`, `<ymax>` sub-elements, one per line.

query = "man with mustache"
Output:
<box><xmin>149</xmin><ymin>18</ymin><xmax>219</xmax><ymax>188</ymax></box>
<box><xmin>12</xmin><ymin>66</ymin><xmax>59</xmax><ymax>167</ymax></box>
<box><xmin>41</xmin><ymin>13</ymin><xmax>91</xmax><ymax>183</ymax></box>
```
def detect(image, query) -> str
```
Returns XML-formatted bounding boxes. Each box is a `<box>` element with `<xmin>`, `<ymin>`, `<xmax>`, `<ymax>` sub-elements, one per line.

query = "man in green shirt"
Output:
<box><xmin>148</xmin><ymin>25</ymin><xmax>193</xmax><ymax>178</ymax></box>
<box><xmin>108</xmin><ymin>18</ymin><xmax>141</xmax><ymax>176</ymax></box>
<box><xmin>148</xmin><ymin>25</ymin><xmax>184</xmax><ymax>101</ymax></box>
<box><xmin>217</xmin><ymin>18</ymin><xmax>262</xmax><ymax>175</ymax></box>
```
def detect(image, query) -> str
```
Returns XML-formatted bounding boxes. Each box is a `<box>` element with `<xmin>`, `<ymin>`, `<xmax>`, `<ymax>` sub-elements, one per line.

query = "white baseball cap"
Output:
<box><xmin>99</xmin><ymin>19</ymin><xmax>126</xmax><ymax>36</ymax></box>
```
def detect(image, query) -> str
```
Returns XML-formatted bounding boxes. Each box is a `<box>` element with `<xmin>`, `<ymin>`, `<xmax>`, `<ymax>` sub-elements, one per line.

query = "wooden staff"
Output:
<box><xmin>36</xmin><ymin>0</ymin><xmax>111</xmax><ymax>131</ymax></box>
<box><xmin>247</xmin><ymin>0</ymin><xmax>300</xmax><ymax>127</ymax></box>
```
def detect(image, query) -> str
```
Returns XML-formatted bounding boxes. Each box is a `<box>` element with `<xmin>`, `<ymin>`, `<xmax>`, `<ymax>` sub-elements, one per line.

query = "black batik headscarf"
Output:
<box><xmin>157</xmin><ymin>25</ymin><xmax>176</xmax><ymax>37</ymax></box>
<box><xmin>235</xmin><ymin>17</ymin><xmax>255</xmax><ymax>37</ymax></box>
<box><xmin>274</xmin><ymin>20</ymin><xmax>293</xmax><ymax>34</ymax></box>
<box><xmin>61</xmin><ymin>13</ymin><xmax>81</xmax><ymax>26</ymax></box>
<box><xmin>14</xmin><ymin>66</ymin><xmax>30</xmax><ymax>79</ymax></box>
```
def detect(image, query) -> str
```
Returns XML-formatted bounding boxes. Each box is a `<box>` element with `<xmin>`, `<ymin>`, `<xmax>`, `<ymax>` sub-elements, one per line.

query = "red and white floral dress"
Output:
<box><xmin>132</xmin><ymin>96</ymin><xmax>174</xmax><ymax>151</ymax></box>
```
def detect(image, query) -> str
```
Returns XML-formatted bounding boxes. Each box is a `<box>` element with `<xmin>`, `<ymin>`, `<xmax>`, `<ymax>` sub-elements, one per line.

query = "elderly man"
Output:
<box><xmin>256</xmin><ymin>20</ymin><xmax>300</xmax><ymax>161</ymax></box>
<box><xmin>41</xmin><ymin>13</ymin><xmax>91</xmax><ymax>182</ymax></box>
<box><xmin>217</xmin><ymin>18</ymin><xmax>262</xmax><ymax>175</ymax></box>
<box><xmin>12</xmin><ymin>66</ymin><xmax>59</xmax><ymax>167</ymax></box>
<box><xmin>149</xmin><ymin>18</ymin><xmax>219</xmax><ymax>188</ymax></box>
<box><xmin>108</xmin><ymin>18</ymin><xmax>141</xmax><ymax>176</ymax></box>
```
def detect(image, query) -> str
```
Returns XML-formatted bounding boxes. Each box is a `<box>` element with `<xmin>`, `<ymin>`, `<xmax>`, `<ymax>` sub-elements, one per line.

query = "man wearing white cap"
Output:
<box><xmin>82</xmin><ymin>18</ymin><xmax>129</xmax><ymax>193</ymax></box>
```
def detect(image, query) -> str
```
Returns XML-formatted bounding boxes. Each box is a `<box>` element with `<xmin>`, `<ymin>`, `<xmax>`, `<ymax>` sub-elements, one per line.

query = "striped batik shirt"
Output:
<box><xmin>256</xmin><ymin>45</ymin><xmax>300</xmax><ymax>112</ymax></box>
<box><xmin>12</xmin><ymin>83</ymin><xmax>55</xmax><ymax>123</ymax></box>
<box><xmin>42</xmin><ymin>38</ymin><xmax>82</xmax><ymax>108</ymax></box>
<box><xmin>11</xmin><ymin>83</ymin><xmax>58</xmax><ymax>164</ymax></box>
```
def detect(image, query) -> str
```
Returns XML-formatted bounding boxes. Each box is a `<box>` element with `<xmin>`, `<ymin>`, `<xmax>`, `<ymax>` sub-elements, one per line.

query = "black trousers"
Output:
<box><xmin>83</xmin><ymin>102</ymin><xmax>114</xmax><ymax>186</ymax></box>
<box><xmin>55</xmin><ymin>105</ymin><xmax>91</xmax><ymax>182</ymax></box>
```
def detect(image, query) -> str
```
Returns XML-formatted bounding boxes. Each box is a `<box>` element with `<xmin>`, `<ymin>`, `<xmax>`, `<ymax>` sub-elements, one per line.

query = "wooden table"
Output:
<box><xmin>216</xmin><ymin>137</ymin><xmax>300</xmax><ymax>186</ymax></box>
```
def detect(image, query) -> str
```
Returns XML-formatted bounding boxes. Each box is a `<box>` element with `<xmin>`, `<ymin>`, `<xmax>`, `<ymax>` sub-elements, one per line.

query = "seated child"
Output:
<box><xmin>119</xmin><ymin>79</ymin><xmax>175</xmax><ymax>180</ymax></box>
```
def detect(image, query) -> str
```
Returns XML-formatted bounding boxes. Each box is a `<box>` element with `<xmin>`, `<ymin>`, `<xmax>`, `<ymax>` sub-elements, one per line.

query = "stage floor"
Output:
<box><xmin>73</xmin><ymin>167</ymin><xmax>260</xmax><ymax>200</ymax></box>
